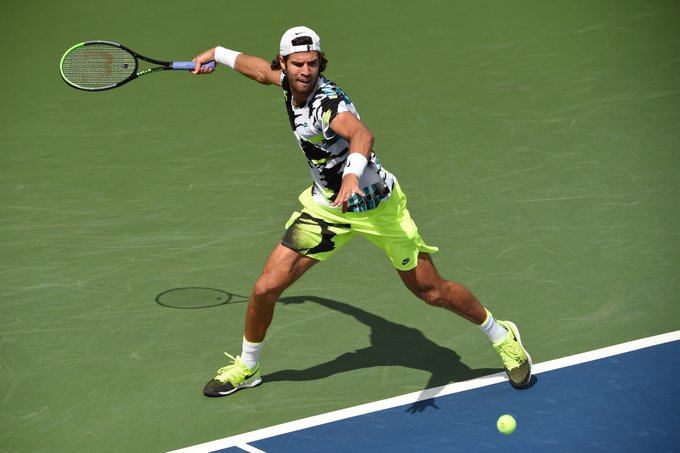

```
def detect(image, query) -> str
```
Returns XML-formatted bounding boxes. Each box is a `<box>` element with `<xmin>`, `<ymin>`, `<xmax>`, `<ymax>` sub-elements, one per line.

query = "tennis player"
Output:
<box><xmin>191</xmin><ymin>26</ymin><xmax>532</xmax><ymax>397</ymax></box>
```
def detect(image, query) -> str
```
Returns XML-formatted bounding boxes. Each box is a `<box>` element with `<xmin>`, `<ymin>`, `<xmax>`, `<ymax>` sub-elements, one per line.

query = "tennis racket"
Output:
<box><xmin>60</xmin><ymin>40</ymin><xmax>215</xmax><ymax>91</ymax></box>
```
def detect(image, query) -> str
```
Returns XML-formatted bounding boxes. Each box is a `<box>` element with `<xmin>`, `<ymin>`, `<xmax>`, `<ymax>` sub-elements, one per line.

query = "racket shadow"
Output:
<box><xmin>155</xmin><ymin>287</ymin><xmax>249</xmax><ymax>309</ymax></box>
<box><xmin>267</xmin><ymin>295</ymin><xmax>502</xmax><ymax>409</ymax></box>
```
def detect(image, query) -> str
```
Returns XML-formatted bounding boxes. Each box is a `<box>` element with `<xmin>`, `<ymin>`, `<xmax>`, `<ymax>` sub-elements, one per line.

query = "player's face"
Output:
<box><xmin>283</xmin><ymin>51</ymin><xmax>321</xmax><ymax>100</ymax></box>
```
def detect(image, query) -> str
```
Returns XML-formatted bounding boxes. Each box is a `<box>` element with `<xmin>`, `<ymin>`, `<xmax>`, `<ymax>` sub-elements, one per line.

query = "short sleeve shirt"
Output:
<box><xmin>281</xmin><ymin>73</ymin><xmax>395</xmax><ymax>212</ymax></box>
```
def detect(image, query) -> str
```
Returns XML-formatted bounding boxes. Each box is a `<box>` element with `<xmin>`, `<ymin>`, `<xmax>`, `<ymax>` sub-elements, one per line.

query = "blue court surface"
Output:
<box><xmin>171</xmin><ymin>331</ymin><xmax>680</xmax><ymax>453</ymax></box>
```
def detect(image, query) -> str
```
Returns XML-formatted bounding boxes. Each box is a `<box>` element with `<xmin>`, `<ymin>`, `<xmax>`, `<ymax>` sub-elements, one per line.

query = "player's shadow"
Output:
<box><xmin>266</xmin><ymin>295</ymin><xmax>502</xmax><ymax>411</ymax></box>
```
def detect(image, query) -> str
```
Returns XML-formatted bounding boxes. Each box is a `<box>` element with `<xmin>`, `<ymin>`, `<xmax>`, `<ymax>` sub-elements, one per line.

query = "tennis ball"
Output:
<box><xmin>496</xmin><ymin>414</ymin><xmax>517</xmax><ymax>434</ymax></box>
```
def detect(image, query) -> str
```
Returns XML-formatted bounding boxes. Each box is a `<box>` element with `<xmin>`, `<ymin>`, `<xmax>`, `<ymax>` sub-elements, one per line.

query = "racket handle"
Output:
<box><xmin>172</xmin><ymin>61</ymin><xmax>215</xmax><ymax>71</ymax></box>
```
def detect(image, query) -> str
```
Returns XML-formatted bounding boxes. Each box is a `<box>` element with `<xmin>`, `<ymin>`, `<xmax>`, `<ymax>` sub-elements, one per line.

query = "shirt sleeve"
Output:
<box><xmin>314</xmin><ymin>83</ymin><xmax>359</xmax><ymax>140</ymax></box>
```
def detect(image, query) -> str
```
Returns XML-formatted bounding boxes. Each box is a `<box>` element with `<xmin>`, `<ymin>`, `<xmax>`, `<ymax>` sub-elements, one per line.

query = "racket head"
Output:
<box><xmin>60</xmin><ymin>41</ymin><xmax>138</xmax><ymax>91</ymax></box>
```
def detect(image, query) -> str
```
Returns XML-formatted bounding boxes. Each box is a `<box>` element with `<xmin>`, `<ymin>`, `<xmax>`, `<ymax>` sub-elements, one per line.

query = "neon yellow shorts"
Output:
<box><xmin>281</xmin><ymin>182</ymin><xmax>438</xmax><ymax>271</ymax></box>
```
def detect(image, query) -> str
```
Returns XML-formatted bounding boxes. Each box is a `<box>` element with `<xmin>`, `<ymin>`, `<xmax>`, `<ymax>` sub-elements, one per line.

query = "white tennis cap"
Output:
<box><xmin>279</xmin><ymin>26</ymin><xmax>322</xmax><ymax>56</ymax></box>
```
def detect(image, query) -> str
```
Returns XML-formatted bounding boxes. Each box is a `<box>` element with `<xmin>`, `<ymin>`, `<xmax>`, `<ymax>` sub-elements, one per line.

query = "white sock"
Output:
<box><xmin>240</xmin><ymin>336</ymin><xmax>264</xmax><ymax>369</ymax></box>
<box><xmin>479</xmin><ymin>309</ymin><xmax>508</xmax><ymax>344</ymax></box>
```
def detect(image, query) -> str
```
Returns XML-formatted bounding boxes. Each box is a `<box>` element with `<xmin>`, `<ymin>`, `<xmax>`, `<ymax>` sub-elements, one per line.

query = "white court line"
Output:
<box><xmin>234</xmin><ymin>444</ymin><xmax>266</xmax><ymax>453</ymax></box>
<box><xmin>168</xmin><ymin>330</ymin><xmax>680</xmax><ymax>453</ymax></box>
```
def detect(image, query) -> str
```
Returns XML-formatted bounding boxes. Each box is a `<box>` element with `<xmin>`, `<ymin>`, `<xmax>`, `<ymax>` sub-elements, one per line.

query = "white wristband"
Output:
<box><xmin>342</xmin><ymin>153</ymin><xmax>368</xmax><ymax>178</ymax></box>
<box><xmin>214</xmin><ymin>46</ymin><xmax>242</xmax><ymax>69</ymax></box>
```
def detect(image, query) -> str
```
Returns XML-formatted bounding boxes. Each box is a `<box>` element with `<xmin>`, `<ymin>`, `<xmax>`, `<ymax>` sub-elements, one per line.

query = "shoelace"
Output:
<box><xmin>215</xmin><ymin>352</ymin><xmax>250</xmax><ymax>384</ymax></box>
<box><xmin>496</xmin><ymin>339</ymin><xmax>524</xmax><ymax>370</ymax></box>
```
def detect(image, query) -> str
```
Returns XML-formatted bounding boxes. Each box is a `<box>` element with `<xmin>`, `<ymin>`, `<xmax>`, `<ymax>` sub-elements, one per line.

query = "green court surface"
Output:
<box><xmin>2</xmin><ymin>1</ymin><xmax>679</xmax><ymax>451</ymax></box>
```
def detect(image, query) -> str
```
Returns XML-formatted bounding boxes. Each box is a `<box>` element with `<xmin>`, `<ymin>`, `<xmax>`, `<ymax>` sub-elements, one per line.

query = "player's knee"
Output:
<box><xmin>423</xmin><ymin>290</ymin><xmax>446</xmax><ymax>307</ymax></box>
<box><xmin>412</xmin><ymin>285</ymin><xmax>446</xmax><ymax>307</ymax></box>
<box><xmin>252</xmin><ymin>278</ymin><xmax>284</xmax><ymax>304</ymax></box>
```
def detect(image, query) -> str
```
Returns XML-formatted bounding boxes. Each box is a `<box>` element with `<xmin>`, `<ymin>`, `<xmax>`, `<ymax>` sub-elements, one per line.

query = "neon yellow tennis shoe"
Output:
<box><xmin>203</xmin><ymin>353</ymin><xmax>261</xmax><ymax>397</ymax></box>
<box><xmin>493</xmin><ymin>320</ymin><xmax>532</xmax><ymax>388</ymax></box>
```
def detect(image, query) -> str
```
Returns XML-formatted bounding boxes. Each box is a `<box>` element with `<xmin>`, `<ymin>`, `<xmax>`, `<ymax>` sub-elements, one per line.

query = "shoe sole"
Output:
<box><xmin>503</xmin><ymin>320</ymin><xmax>533</xmax><ymax>388</ymax></box>
<box><xmin>204</xmin><ymin>376</ymin><xmax>263</xmax><ymax>397</ymax></box>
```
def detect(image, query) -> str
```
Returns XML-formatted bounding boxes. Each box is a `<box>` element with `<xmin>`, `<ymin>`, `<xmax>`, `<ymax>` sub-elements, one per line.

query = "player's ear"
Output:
<box><xmin>279</xmin><ymin>55</ymin><xmax>286</xmax><ymax>73</ymax></box>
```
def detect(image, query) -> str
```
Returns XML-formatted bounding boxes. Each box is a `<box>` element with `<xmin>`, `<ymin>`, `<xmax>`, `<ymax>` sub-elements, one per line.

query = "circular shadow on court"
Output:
<box><xmin>155</xmin><ymin>287</ymin><xmax>248</xmax><ymax>309</ymax></box>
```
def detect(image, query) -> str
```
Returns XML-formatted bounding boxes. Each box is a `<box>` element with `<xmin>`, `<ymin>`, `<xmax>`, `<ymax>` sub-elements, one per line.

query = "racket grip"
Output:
<box><xmin>172</xmin><ymin>61</ymin><xmax>215</xmax><ymax>71</ymax></box>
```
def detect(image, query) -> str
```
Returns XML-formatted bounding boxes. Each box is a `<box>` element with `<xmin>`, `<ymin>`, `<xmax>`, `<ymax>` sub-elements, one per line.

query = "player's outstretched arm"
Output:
<box><xmin>192</xmin><ymin>47</ymin><xmax>282</xmax><ymax>86</ymax></box>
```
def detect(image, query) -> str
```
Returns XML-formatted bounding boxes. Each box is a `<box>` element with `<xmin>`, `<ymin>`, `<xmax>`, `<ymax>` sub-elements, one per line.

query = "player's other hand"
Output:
<box><xmin>333</xmin><ymin>174</ymin><xmax>365</xmax><ymax>213</ymax></box>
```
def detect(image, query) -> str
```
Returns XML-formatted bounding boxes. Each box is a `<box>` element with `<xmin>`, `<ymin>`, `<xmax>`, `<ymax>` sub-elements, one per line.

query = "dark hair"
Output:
<box><xmin>270</xmin><ymin>53</ymin><xmax>328</xmax><ymax>72</ymax></box>
<box><xmin>270</xmin><ymin>36</ymin><xmax>328</xmax><ymax>72</ymax></box>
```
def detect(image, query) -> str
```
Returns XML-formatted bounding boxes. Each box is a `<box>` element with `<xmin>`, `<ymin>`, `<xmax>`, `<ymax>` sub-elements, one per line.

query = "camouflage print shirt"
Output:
<box><xmin>281</xmin><ymin>73</ymin><xmax>395</xmax><ymax>212</ymax></box>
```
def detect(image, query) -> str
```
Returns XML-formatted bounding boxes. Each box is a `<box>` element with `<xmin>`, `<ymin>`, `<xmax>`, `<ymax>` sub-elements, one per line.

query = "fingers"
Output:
<box><xmin>192</xmin><ymin>59</ymin><xmax>201</xmax><ymax>74</ymax></box>
<box><xmin>191</xmin><ymin>59</ymin><xmax>215</xmax><ymax>75</ymax></box>
<box><xmin>191</xmin><ymin>48</ymin><xmax>217</xmax><ymax>74</ymax></box>
<box><xmin>332</xmin><ymin>175</ymin><xmax>366</xmax><ymax>211</ymax></box>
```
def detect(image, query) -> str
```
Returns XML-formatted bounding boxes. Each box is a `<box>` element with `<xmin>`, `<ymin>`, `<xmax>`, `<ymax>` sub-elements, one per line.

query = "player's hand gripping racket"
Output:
<box><xmin>60</xmin><ymin>40</ymin><xmax>215</xmax><ymax>91</ymax></box>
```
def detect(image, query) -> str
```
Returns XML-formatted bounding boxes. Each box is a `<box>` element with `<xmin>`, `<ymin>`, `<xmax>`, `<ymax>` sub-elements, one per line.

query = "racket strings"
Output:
<box><xmin>61</xmin><ymin>44</ymin><xmax>136</xmax><ymax>89</ymax></box>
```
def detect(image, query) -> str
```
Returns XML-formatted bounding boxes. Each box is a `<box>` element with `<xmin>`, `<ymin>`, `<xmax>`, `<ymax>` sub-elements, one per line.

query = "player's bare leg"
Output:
<box><xmin>398</xmin><ymin>252</ymin><xmax>487</xmax><ymax>323</ymax></box>
<box><xmin>203</xmin><ymin>244</ymin><xmax>317</xmax><ymax>397</ymax></box>
<box><xmin>245</xmin><ymin>244</ymin><xmax>318</xmax><ymax>342</ymax></box>
<box><xmin>398</xmin><ymin>252</ymin><xmax>532</xmax><ymax>388</ymax></box>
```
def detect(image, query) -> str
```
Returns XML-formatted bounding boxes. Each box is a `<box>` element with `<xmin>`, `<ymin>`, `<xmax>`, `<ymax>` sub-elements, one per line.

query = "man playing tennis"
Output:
<box><xmin>191</xmin><ymin>26</ymin><xmax>531</xmax><ymax>397</ymax></box>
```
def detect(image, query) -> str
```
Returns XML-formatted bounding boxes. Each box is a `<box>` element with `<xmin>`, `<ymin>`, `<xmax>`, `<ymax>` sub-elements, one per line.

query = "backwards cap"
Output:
<box><xmin>279</xmin><ymin>26</ymin><xmax>322</xmax><ymax>56</ymax></box>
